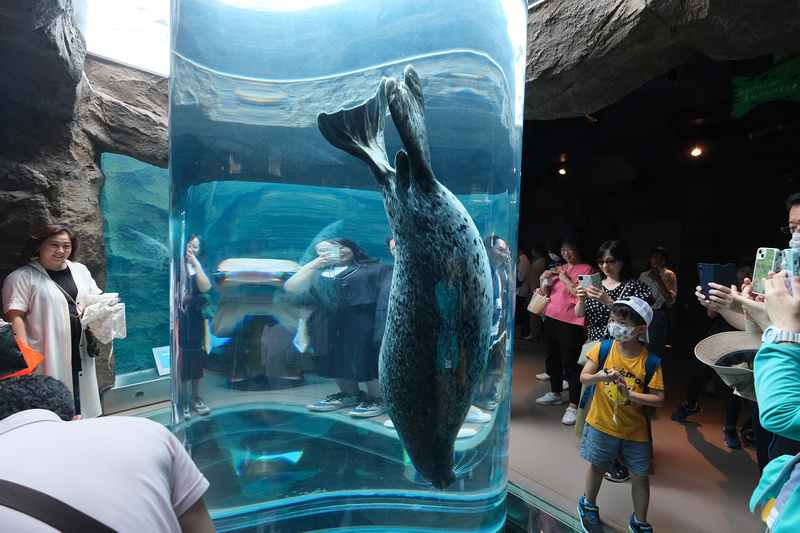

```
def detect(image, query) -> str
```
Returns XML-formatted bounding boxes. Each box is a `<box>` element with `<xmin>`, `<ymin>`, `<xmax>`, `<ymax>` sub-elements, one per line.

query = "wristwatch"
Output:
<box><xmin>761</xmin><ymin>325</ymin><xmax>800</xmax><ymax>345</ymax></box>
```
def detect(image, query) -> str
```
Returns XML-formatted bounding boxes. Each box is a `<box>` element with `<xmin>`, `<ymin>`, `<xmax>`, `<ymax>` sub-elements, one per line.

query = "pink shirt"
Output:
<box><xmin>544</xmin><ymin>263</ymin><xmax>595</xmax><ymax>326</ymax></box>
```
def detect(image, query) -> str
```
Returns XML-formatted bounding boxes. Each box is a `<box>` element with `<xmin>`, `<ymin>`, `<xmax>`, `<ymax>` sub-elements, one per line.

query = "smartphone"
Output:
<box><xmin>752</xmin><ymin>247</ymin><xmax>781</xmax><ymax>295</ymax></box>
<box><xmin>322</xmin><ymin>246</ymin><xmax>340</xmax><ymax>259</ymax></box>
<box><xmin>578</xmin><ymin>273</ymin><xmax>602</xmax><ymax>290</ymax></box>
<box><xmin>697</xmin><ymin>263</ymin><xmax>736</xmax><ymax>299</ymax></box>
<box><xmin>783</xmin><ymin>248</ymin><xmax>800</xmax><ymax>277</ymax></box>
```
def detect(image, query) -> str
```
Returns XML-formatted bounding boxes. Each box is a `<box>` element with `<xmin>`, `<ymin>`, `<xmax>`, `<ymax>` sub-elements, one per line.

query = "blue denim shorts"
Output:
<box><xmin>580</xmin><ymin>423</ymin><xmax>650</xmax><ymax>477</ymax></box>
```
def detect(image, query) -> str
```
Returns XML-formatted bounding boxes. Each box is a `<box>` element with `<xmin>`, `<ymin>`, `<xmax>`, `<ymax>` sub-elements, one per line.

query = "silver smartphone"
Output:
<box><xmin>752</xmin><ymin>247</ymin><xmax>781</xmax><ymax>295</ymax></box>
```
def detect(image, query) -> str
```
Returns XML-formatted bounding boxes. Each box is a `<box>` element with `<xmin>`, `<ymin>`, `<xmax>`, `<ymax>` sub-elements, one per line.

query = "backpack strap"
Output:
<box><xmin>642</xmin><ymin>349</ymin><xmax>661</xmax><ymax>391</ymax></box>
<box><xmin>0</xmin><ymin>478</ymin><xmax>117</xmax><ymax>533</ymax></box>
<box><xmin>579</xmin><ymin>340</ymin><xmax>660</xmax><ymax>408</ymax></box>
<box><xmin>578</xmin><ymin>339</ymin><xmax>614</xmax><ymax>408</ymax></box>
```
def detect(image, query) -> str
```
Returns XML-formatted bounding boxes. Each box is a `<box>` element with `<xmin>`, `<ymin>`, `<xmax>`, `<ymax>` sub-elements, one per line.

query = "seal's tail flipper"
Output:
<box><xmin>317</xmin><ymin>80</ymin><xmax>394</xmax><ymax>187</ymax></box>
<box><xmin>386</xmin><ymin>66</ymin><xmax>435</xmax><ymax>192</ymax></box>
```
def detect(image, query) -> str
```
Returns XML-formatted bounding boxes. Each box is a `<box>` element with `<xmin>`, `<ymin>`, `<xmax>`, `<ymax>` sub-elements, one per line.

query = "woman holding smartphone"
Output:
<box><xmin>284</xmin><ymin>238</ymin><xmax>391</xmax><ymax>418</ymax></box>
<box><xmin>535</xmin><ymin>234</ymin><xmax>595</xmax><ymax>425</ymax></box>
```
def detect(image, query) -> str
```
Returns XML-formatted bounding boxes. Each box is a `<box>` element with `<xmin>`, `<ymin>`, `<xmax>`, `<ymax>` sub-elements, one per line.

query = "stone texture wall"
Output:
<box><xmin>1</xmin><ymin>0</ymin><xmax>799</xmax><ymax>391</ymax></box>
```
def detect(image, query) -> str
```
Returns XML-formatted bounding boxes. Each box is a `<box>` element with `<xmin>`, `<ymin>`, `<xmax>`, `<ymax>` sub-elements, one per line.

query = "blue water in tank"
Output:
<box><xmin>169</xmin><ymin>1</ymin><xmax>526</xmax><ymax>531</ymax></box>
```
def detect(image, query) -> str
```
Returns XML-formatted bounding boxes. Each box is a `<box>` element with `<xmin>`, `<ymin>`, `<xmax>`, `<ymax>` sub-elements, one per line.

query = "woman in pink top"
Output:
<box><xmin>535</xmin><ymin>234</ymin><xmax>595</xmax><ymax>425</ymax></box>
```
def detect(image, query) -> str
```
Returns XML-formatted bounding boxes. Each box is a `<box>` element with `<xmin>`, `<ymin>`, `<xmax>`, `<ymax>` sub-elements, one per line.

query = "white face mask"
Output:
<box><xmin>608</xmin><ymin>323</ymin><xmax>638</xmax><ymax>342</ymax></box>
<box><xmin>548</xmin><ymin>253</ymin><xmax>560</xmax><ymax>262</ymax></box>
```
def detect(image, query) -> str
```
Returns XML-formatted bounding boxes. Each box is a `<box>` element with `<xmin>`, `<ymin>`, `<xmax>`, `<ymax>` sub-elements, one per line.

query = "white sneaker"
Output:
<box><xmin>536</xmin><ymin>391</ymin><xmax>564</xmax><ymax>406</ymax></box>
<box><xmin>536</xmin><ymin>372</ymin><xmax>550</xmax><ymax>381</ymax></box>
<box><xmin>562</xmin><ymin>380</ymin><xmax>570</xmax><ymax>391</ymax></box>
<box><xmin>465</xmin><ymin>406</ymin><xmax>491</xmax><ymax>424</ymax></box>
<box><xmin>562</xmin><ymin>407</ymin><xmax>578</xmax><ymax>425</ymax></box>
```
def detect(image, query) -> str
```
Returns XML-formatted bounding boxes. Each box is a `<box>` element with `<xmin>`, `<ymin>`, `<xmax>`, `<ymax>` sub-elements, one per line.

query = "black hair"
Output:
<box><xmin>187</xmin><ymin>233</ymin><xmax>206</xmax><ymax>261</ymax></box>
<box><xmin>737</xmin><ymin>257</ymin><xmax>755</xmax><ymax>270</ymax></box>
<box><xmin>595</xmin><ymin>240</ymin><xmax>633</xmax><ymax>281</ymax></box>
<box><xmin>385</xmin><ymin>236</ymin><xmax>394</xmax><ymax>247</ymax></box>
<box><xmin>785</xmin><ymin>192</ymin><xmax>800</xmax><ymax>211</ymax></box>
<box><xmin>610</xmin><ymin>302</ymin><xmax>647</xmax><ymax>326</ymax></box>
<box><xmin>327</xmin><ymin>238</ymin><xmax>377</xmax><ymax>265</ymax></box>
<box><xmin>483</xmin><ymin>235</ymin><xmax>508</xmax><ymax>250</ymax></box>
<box><xmin>0</xmin><ymin>375</ymin><xmax>75</xmax><ymax>421</ymax></box>
<box><xmin>649</xmin><ymin>246</ymin><xmax>668</xmax><ymax>260</ymax></box>
<box><xmin>561</xmin><ymin>232</ymin><xmax>581</xmax><ymax>251</ymax></box>
<box><xmin>21</xmin><ymin>224</ymin><xmax>78</xmax><ymax>260</ymax></box>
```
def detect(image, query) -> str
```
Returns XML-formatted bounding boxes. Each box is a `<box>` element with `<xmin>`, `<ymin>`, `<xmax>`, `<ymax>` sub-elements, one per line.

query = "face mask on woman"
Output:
<box><xmin>607</xmin><ymin>323</ymin><xmax>639</xmax><ymax>342</ymax></box>
<box><xmin>548</xmin><ymin>253</ymin><xmax>560</xmax><ymax>262</ymax></box>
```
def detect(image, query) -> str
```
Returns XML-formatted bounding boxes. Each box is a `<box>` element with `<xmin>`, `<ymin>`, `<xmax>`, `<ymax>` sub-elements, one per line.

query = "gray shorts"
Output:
<box><xmin>580</xmin><ymin>423</ymin><xmax>650</xmax><ymax>477</ymax></box>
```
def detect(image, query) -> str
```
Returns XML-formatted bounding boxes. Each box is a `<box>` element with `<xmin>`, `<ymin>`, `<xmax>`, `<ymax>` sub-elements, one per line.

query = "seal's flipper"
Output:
<box><xmin>385</xmin><ymin>66</ymin><xmax>435</xmax><ymax>192</ymax></box>
<box><xmin>317</xmin><ymin>80</ymin><xmax>394</xmax><ymax>188</ymax></box>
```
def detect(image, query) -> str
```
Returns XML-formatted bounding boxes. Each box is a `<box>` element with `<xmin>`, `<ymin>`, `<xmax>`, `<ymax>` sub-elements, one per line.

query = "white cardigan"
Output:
<box><xmin>2</xmin><ymin>260</ymin><xmax>103</xmax><ymax>418</ymax></box>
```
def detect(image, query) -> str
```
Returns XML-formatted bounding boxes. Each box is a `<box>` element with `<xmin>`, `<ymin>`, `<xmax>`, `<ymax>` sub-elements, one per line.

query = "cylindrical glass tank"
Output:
<box><xmin>169</xmin><ymin>1</ymin><xmax>527</xmax><ymax>531</ymax></box>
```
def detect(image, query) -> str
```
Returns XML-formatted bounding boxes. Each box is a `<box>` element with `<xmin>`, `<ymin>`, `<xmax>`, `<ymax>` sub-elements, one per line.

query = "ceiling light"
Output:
<box><xmin>558</xmin><ymin>168</ymin><xmax>567</xmax><ymax>175</ymax></box>
<box><xmin>690</xmin><ymin>147</ymin><xmax>702</xmax><ymax>157</ymax></box>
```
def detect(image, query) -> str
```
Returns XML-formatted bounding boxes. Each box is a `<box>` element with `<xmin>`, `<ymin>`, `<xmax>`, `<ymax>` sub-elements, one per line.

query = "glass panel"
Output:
<box><xmin>170</xmin><ymin>0</ymin><xmax>526</xmax><ymax>530</ymax></box>
<box><xmin>100</xmin><ymin>153</ymin><xmax>170</xmax><ymax>374</ymax></box>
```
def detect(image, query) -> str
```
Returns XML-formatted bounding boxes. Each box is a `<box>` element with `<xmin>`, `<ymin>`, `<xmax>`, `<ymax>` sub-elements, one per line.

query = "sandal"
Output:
<box><xmin>604</xmin><ymin>461</ymin><xmax>630</xmax><ymax>483</ymax></box>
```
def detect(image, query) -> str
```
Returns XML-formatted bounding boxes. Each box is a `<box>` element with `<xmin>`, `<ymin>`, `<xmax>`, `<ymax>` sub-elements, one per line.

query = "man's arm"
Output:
<box><xmin>178</xmin><ymin>498</ymin><xmax>215</xmax><ymax>533</ymax></box>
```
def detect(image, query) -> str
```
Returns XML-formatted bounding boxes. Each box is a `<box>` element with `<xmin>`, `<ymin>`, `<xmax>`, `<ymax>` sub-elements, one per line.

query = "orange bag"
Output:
<box><xmin>2</xmin><ymin>340</ymin><xmax>45</xmax><ymax>380</ymax></box>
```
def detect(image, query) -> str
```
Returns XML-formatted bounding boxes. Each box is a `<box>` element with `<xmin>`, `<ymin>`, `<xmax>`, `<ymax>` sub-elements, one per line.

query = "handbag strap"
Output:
<box><xmin>0</xmin><ymin>478</ymin><xmax>116</xmax><ymax>532</ymax></box>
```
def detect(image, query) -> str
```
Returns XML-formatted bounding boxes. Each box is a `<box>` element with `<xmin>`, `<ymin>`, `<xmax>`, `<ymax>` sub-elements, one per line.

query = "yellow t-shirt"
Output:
<box><xmin>585</xmin><ymin>341</ymin><xmax>664</xmax><ymax>442</ymax></box>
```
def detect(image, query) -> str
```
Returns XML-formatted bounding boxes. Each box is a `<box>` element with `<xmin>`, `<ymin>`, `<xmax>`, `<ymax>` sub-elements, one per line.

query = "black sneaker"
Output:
<box><xmin>723</xmin><ymin>426</ymin><xmax>742</xmax><ymax>449</ymax></box>
<box><xmin>577</xmin><ymin>495</ymin><xmax>604</xmax><ymax>533</ymax></box>
<box><xmin>670</xmin><ymin>402</ymin><xmax>702</xmax><ymax>422</ymax></box>
<box><xmin>628</xmin><ymin>513</ymin><xmax>653</xmax><ymax>533</ymax></box>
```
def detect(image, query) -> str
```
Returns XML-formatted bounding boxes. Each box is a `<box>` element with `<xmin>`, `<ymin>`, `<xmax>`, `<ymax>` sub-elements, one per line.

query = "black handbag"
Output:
<box><xmin>0</xmin><ymin>323</ymin><xmax>27</xmax><ymax>377</ymax></box>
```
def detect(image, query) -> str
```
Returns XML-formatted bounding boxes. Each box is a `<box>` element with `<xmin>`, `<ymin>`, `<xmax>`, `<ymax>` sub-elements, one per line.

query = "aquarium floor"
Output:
<box><xmin>509</xmin><ymin>338</ymin><xmax>763</xmax><ymax>533</ymax></box>
<box><xmin>113</xmin><ymin>340</ymin><xmax>762</xmax><ymax>533</ymax></box>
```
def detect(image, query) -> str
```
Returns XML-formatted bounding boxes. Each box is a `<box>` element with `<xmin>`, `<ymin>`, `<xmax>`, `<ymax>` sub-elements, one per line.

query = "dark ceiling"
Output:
<box><xmin>519</xmin><ymin>52</ymin><xmax>800</xmax><ymax>334</ymax></box>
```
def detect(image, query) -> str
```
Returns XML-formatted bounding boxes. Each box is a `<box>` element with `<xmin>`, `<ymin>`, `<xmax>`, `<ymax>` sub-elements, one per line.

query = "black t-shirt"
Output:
<box><xmin>46</xmin><ymin>266</ymin><xmax>82</xmax><ymax>371</ymax></box>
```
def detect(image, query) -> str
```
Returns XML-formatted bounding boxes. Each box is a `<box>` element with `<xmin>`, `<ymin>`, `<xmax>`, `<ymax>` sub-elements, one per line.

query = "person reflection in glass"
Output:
<box><xmin>284</xmin><ymin>238</ymin><xmax>391</xmax><ymax>418</ymax></box>
<box><xmin>178</xmin><ymin>234</ymin><xmax>212</xmax><ymax>420</ymax></box>
<box><xmin>474</xmin><ymin>235</ymin><xmax>512</xmax><ymax>412</ymax></box>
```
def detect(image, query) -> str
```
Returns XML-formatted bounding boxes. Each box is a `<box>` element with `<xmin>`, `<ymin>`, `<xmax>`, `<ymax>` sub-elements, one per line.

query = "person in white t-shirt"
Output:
<box><xmin>0</xmin><ymin>375</ymin><xmax>214</xmax><ymax>532</ymax></box>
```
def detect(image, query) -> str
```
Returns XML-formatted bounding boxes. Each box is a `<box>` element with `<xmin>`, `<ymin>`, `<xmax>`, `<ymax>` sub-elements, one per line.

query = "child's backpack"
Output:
<box><xmin>578</xmin><ymin>339</ymin><xmax>661</xmax><ymax>409</ymax></box>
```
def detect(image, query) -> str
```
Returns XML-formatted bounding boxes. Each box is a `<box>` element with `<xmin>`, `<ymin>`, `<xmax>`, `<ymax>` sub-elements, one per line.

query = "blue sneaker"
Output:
<box><xmin>670</xmin><ymin>402</ymin><xmax>701</xmax><ymax>422</ymax></box>
<box><xmin>628</xmin><ymin>514</ymin><xmax>653</xmax><ymax>533</ymax></box>
<box><xmin>723</xmin><ymin>426</ymin><xmax>742</xmax><ymax>449</ymax></box>
<box><xmin>577</xmin><ymin>496</ymin><xmax>604</xmax><ymax>533</ymax></box>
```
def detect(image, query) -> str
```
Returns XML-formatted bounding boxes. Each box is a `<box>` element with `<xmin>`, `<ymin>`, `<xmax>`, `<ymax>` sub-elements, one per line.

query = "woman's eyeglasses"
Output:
<box><xmin>597</xmin><ymin>259</ymin><xmax>618</xmax><ymax>266</ymax></box>
<box><xmin>780</xmin><ymin>225</ymin><xmax>800</xmax><ymax>234</ymax></box>
<box><xmin>560</xmin><ymin>248</ymin><xmax>576</xmax><ymax>254</ymax></box>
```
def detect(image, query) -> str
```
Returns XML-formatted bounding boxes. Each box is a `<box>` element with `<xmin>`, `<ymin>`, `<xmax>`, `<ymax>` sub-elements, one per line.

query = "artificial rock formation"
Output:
<box><xmin>1</xmin><ymin>0</ymin><xmax>800</xmax><ymax>390</ymax></box>
<box><xmin>525</xmin><ymin>0</ymin><xmax>800</xmax><ymax>119</ymax></box>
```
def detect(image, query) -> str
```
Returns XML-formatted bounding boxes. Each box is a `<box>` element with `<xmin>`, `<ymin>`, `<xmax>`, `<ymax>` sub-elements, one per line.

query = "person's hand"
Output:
<box><xmin>615</xmin><ymin>374</ymin><xmax>630</xmax><ymax>399</ymax></box>
<box><xmin>695</xmin><ymin>284</ymin><xmax>713</xmax><ymax>309</ymax></box>
<box><xmin>646</xmin><ymin>266</ymin><xmax>661</xmax><ymax>281</ymax></box>
<box><xmin>764</xmin><ymin>271</ymin><xmax>800</xmax><ymax>333</ymax></box>
<box><xmin>732</xmin><ymin>279</ymin><xmax>771</xmax><ymax>330</ymax></box>
<box><xmin>576</xmin><ymin>286</ymin><xmax>588</xmax><ymax>301</ymax></box>
<box><xmin>557</xmin><ymin>269</ymin><xmax>571</xmax><ymax>284</ymax></box>
<box><xmin>585</xmin><ymin>285</ymin><xmax>609</xmax><ymax>305</ymax></box>
<box><xmin>706</xmin><ymin>282</ymin><xmax>742</xmax><ymax>311</ymax></box>
<box><xmin>185</xmin><ymin>248</ymin><xmax>199</xmax><ymax>267</ymax></box>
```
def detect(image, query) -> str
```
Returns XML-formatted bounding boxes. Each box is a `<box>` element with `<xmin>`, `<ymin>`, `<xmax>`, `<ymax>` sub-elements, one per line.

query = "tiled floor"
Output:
<box><xmin>508</xmin><ymin>338</ymin><xmax>765</xmax><ymax>533</ymax></box>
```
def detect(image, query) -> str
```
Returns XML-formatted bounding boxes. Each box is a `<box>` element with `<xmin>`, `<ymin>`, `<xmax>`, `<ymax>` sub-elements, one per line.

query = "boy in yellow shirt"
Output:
<box><xmin>577</xmin><ymin>297</ymin><xmax>665</xmax><ymax>533</ymax></box>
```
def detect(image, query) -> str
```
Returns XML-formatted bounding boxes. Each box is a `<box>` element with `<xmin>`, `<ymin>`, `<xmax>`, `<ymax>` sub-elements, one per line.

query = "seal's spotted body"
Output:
<box><xmin>318</xmin><ymin>66</ymin><xmax>493</xmax><ymax>489</ymax></box>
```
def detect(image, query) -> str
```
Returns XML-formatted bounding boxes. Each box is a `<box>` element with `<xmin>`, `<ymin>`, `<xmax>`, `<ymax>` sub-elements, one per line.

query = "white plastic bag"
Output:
<box><xmin>81</xmin><ymin>293</ymin><xmax>127</xmax><ymax>344</ymax></box>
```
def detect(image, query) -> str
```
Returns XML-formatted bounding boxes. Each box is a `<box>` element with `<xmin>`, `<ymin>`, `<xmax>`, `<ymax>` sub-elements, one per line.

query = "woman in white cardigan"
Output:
<box><xmin>2</xmin><ymin>224</ymin><xmax>103</xmax><ymax>418</ymax></box>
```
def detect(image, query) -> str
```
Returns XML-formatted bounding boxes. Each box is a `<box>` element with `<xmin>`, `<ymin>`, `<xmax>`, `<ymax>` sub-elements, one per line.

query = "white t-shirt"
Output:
<box><xmin>0</xmin><ymin>410</ymin><xmax>209</xmax><ymax>532</ymax></box>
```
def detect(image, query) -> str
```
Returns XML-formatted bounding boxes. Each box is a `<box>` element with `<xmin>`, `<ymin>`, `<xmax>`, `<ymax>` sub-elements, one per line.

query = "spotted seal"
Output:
<box><xmin>317</xmin><ymin>66</ymin><xmax>493</xmax><ymax>489</ymax></box>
